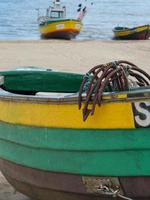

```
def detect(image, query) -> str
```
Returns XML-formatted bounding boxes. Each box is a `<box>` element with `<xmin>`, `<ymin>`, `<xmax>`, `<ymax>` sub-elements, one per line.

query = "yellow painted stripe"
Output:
<box><xmin>136</xmin><ymin>25</ymin><xmax>149</xmax><ymax>32</ymax></box>
<box><xmin>40</xmin><ymin>20</ymin><xmax>82</xmax><ymax>34</ymax></box>
<box><xmin>0</xmin><ymin>100</ymin><xmax>135</xmax><ymax>129</ymax></box>
<box><xmin>115</xmin><ymin>30</ymin><xmax>132</xmax><ymax>37</ymax></box>
<box><xmin>103</xmin><ymin>93</ymin><xmax>127</xmax><ymax>100</ymax></box>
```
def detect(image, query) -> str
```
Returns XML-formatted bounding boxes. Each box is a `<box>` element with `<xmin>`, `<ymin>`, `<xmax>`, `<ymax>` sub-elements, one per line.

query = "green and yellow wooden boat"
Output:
<box><xmin>113</xmin><ymin>24</ymin><xmax>150</xmax><ymax>40</ymax></box>
<box><xmin>0</xmin><ymin>62</ymin><xmax>150</xmax><ymax>200</ymax></box>
<box><xmin>38</xmin><ymin>0</ymin><xmax>83</xmax><ymax>40</ymax></box>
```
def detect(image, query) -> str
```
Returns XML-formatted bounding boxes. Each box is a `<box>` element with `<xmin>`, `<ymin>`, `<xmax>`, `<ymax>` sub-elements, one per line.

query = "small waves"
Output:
<box><xmin>0</xmin><ymin>0</ymin><xmax>149</xmax><ymax>40</ymax></box>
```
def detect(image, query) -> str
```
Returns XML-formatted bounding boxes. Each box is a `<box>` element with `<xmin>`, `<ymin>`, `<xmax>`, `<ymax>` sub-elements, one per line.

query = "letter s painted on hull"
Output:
<box><xmin>133</xmin><ymin>101</ymin><xmax>150</xmax><ymax>128</ymax></box>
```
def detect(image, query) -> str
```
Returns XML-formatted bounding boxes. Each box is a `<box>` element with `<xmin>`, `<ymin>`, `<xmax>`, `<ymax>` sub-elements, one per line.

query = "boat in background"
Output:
<box><xmin>38</xmin><ymin>0</ymin><xmax>83</xmax><ymax>39</ymax></box>
<box><xmin>0</xmin><ymin>62</ymin><xmax>149</xmax><ymax>200</ymax></box>
<box><xmin>113</xmin><ymin>24</ymin><xmax>150</xmax><ymax>40</ymax></box>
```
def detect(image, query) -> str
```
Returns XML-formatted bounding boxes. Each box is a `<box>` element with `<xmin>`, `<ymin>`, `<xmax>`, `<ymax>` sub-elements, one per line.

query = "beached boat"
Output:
<box><xmin>0</xmin><ymin>61</ymin><xmax>149</xmax><ymax>200</ymax></box>
<box><xmin>113</xmin><ymin>24</ymin><xmax>150</xmax><ymax>40</ymax></box>
<box><xmin>38</xmin><ymin>0</ymin><xmax>83</xmax><ymax>39</ymax></box>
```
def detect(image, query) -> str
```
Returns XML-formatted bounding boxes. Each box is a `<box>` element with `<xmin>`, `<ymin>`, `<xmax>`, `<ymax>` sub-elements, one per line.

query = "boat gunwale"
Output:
<box><xmin>39</xmin><ymin>18</ymin><xmax>82</xmax><ymax>26</ymax></box>
<box><xmin>0</xmin><ymin>87</ymin><xmax>149</xmax><ymax>104</ymax></box>
<box><xmin>113</xmin><ymin>24</ymin><xmax>150</xmax><ymax>33</ymax></box>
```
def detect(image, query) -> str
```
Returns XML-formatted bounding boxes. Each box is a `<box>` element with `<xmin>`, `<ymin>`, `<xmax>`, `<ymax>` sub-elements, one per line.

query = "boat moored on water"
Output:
<box><xmin>0</xmin><ymin>61</ymin><xmax>149</xmax><ymax>200</ymax></box>
<box><xmin>113</xmin><ymin>24</ymin><xmax>150</xmax><ymax>40</ymax></box>
<box><xmin>38</xmin><ymin>0</ymin><xmax>83</xmax><ymax>40</ymax></box>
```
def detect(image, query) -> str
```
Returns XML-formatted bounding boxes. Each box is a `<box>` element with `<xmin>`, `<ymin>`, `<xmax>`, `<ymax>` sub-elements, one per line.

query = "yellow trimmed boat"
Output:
<box><xmin>0</xmin><ymin>61</ymin><xmax>150</xmax><ymax>200</ymax></box>
<box><xmin>38</xmin><ymin>0</ymin><xmax>83</xmax><ymax>39</ymax></box>
<box><xmin>113</xmin><ymin>24</ymin><xmax>150</xmax><ymax>40</ymax></box>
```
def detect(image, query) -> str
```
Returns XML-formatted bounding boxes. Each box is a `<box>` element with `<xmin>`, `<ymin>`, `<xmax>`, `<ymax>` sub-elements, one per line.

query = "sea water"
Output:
<box><xmin>0</xmin><ymin>0</ymin><xmax>150</xmax><ymax>40</ymax></box>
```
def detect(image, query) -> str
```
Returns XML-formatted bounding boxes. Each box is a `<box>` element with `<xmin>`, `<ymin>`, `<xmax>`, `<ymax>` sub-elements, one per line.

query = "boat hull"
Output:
<box><xmin>41</xmin><ymin>29</ymin><xmax>80</xmax><ymax>40</ymax></box>
<box><xmin>0</xmin><ymin>84</ymin><xmax>149</xmax><ymax>199</ymax></box>
<box><xmin>1</xmin><ymin>159</ymin><xmax>150</xmax><ymax>200</ymax></box>
<box><xmin>0</xmin><ymin>121</ymin><xmax>150</xmax><ymax>176</ymax></box>
<box><xmin>113</xmin><ymin>25</ymin><xmax>150</xmax><ymax>40</ymax></box>
<box><xmin>39</xmin><ymin>19</ymin><xmax>82</xmax><ymax>40</ymax></box>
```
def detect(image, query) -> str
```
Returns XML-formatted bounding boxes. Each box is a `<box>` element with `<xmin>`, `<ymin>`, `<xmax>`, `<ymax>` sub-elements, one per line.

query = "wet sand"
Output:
<box><xmin>0</xmin><ymin>40</ymin><xmax>149</xmax><ymax>200</ymax></box>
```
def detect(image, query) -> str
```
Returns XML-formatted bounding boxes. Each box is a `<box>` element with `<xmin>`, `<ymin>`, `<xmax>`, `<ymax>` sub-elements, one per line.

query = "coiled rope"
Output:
<box><xmin>78</xmin><ymin>60</ymin><xmax>150</xmax><ymax>121</ymax></box>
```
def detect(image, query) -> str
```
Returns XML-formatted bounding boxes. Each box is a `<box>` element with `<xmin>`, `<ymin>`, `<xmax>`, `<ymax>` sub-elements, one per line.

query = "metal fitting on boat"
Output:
<box><xmin>98</xmin><ymin>185</ymin><xmax>134</xmax><ymax>200</ymax></box>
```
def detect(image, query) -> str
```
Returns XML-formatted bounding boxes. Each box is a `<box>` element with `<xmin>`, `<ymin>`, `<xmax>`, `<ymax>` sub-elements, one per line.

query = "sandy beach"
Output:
<box><xmin>0</xmin><ymin>172</ymin><xmax>29</xmax><ymax>200</ymax></box>
<box><xmin>0</xmin><ymin>39</ymin><xmax>149</xmax><ymax>200</ymax></box>
<box><xmin>0</xmin><ymin>40</ymin><xmax>149</xmax><ymax>72</ymax></box>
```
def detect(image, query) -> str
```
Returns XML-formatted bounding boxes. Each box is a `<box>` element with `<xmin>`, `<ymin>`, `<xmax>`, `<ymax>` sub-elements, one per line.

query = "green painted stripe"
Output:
<box><xmin>0</xmin><ymin>70</ymin><xmax>83</xmax><ymax>93</ymax></box>
<box><xmin>0</xmin><ymin>122</ymin><xmax>149</xmax><ymax>151</ymax></box>
<box><xmin>0</xmin><ymin>122</ymin><xmax>150</xmax><ymax>176</ymax></box>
